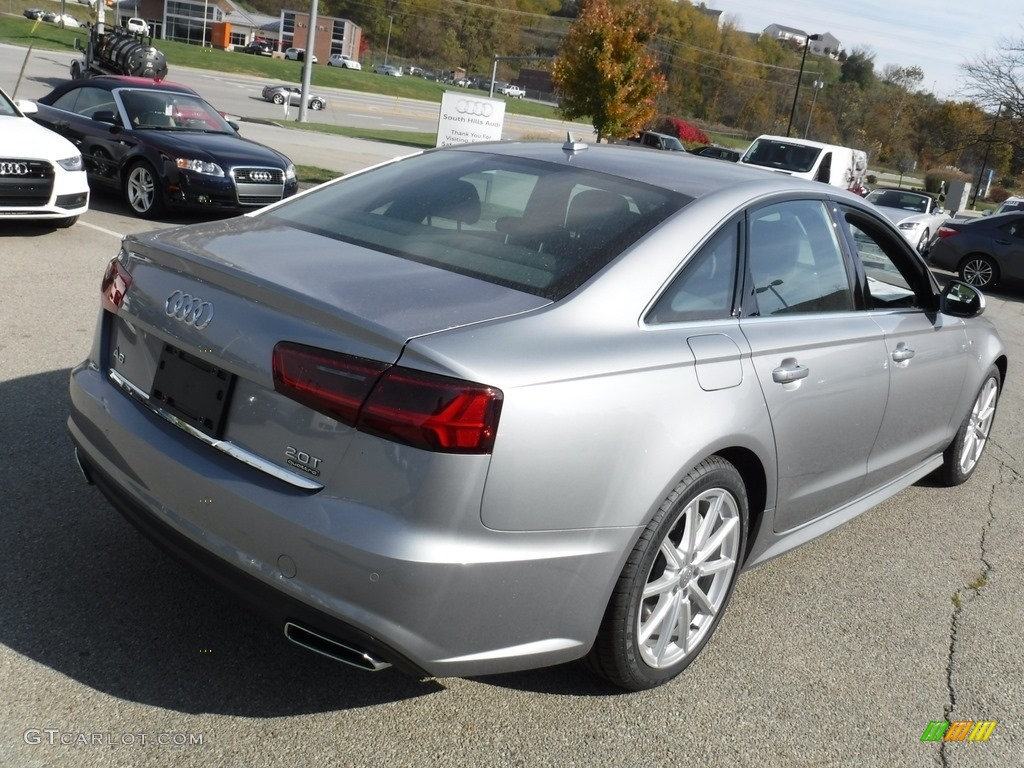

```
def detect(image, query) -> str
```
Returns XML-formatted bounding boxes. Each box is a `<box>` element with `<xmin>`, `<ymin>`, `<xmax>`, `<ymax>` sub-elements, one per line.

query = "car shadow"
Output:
<box><xmin>0</xmin><ymin>368</ymin><xmax>446</xmax><ymax>714</ymax></box>
<box><xmin>84</xmin><ymin>185</ymin><xmax>243</xmax><ymax>226</ymax></box>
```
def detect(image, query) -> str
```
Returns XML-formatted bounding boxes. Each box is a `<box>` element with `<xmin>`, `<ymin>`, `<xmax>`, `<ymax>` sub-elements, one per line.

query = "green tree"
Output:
<box><xmin>552</xmin><ymin>0</ymin><xmax>666</xmax><ymax>141</ymax></box>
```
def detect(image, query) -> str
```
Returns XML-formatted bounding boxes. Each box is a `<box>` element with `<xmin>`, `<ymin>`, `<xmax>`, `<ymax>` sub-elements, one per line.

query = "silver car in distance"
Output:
<box><xmin>69</xmin><ymin>139</ymin><xmax>1006</xmax><ymax>691</ymax></box>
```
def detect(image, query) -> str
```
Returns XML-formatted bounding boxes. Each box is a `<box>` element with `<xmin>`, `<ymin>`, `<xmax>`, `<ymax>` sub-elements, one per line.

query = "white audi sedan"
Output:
<box><xmin>0</xmin><ymin>87</ymin><xmax>88</xmax><ymax>228</ymax></box>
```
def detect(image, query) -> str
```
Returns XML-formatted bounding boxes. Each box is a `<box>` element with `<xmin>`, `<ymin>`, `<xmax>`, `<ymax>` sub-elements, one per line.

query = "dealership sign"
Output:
<box><xmin>436</xmin><ymin>91</ymin><xmax>505</xmax><ymax>147</ymax></box>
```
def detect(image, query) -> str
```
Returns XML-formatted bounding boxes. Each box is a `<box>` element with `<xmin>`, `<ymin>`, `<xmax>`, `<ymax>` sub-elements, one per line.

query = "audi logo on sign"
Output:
<box><xmin>0</xmin><ymin>162</ymin><xmax>30</xmax><ymax>176</ymax></box>
<box><xmin>455</xmin><ymin>100</ymin><xmax>494</xmax><ymax>118</ymax></box>
<box><xmin>165</xmin><ymin>290</ymin><xmax>215</xmax><ymax>330</ymax></box>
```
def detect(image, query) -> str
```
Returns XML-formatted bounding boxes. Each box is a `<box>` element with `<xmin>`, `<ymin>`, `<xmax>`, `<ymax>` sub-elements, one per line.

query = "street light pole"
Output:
<box><xmin>383</xmin><ymin>15</ymin><xmax>393</xmax><ymax>67</ymax></box>
<box><xmin>804</xmin><ymin>79</ymin><xmax>824</xmax><ymax>138</ymax></box>
<box><xmin>786</xmin><ymin>33</ymin><xmax>819</xmax><ymax>137</ymax></box>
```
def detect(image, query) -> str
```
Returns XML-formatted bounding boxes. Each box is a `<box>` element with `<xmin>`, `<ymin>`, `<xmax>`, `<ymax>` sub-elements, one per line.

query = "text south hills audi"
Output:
<box><xmin>68</xmin><ymin>140</ymin><xmax>1006</xmax><ymax>691</ymax></box>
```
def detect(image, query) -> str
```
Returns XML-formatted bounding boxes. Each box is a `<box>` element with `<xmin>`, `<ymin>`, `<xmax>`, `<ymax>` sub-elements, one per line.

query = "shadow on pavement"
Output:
<box><xmin>0</xmin><ymin>368</ymin><xmax>444</xmax><ymax>715</ymax></box>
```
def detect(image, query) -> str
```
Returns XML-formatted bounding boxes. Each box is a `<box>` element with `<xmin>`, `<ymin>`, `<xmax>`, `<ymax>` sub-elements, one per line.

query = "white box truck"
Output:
<box><xmin>741</xmin><ymin>135</ymin><xmax>867</xmax><ymax>193</ymax></box>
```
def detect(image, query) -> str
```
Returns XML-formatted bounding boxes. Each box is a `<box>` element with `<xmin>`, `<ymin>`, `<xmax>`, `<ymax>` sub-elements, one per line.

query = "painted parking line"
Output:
<box><xmin>80</xmin><ymin>220</ymin><xmax>125</xmax><ymax>240</ymax></box>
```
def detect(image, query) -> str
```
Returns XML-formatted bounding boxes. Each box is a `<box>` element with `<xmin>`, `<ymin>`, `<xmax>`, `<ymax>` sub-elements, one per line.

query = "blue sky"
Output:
<box><xmin>714</xmin><ymin>0</ymin><xmax>1014</xmax><ymax>99</ymax></box>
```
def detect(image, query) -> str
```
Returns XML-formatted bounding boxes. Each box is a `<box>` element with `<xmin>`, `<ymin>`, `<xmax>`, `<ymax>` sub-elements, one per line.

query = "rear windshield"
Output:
<box><xmin>264</xmin><ymin>149</ymin><xmax>683</xmax><ymax>300</ymax></box>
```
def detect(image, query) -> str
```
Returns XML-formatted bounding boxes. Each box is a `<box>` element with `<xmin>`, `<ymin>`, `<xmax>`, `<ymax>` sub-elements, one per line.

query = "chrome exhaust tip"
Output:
<box><xmin>283</xmin><ymin>622</ymin><xmax>392</xmax><ymax>672</ymax></box>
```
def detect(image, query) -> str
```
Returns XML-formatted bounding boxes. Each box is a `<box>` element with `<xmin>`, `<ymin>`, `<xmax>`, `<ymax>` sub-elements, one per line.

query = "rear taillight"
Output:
<box><xmin>936</xmin><ymin>225</ymin><xmax>959</xmax><ymax>239</ymax></box>
<box><xmin>272</xmin><ymin>342</ymin><xmax>502</xmax><ymax>454</ymax></box>
<box><xmin>360</xmin><ymin>368</ymin><xmax>502</xmax><ymax>453</ymax></box>
<box><xmin>272</xmin><ymin>342</ymin><xmax>388</xmax><ymax>426</ymax></box>
<box><xmin>100</xmin><ymin>258</ymin><xmax>132</xmax><ymax>313</ymax></box>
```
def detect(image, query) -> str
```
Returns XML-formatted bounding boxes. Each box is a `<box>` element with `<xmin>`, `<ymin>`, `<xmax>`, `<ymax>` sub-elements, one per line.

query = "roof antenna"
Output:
<box><xmin>562</xmin><ymin>132</ymin><xmax>587</xmax><ymax>153</ymax></box>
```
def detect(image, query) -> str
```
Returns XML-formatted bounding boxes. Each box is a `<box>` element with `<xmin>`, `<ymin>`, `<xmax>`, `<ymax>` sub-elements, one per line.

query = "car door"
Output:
<box><xmin>989</xmin><ymin>217</ymin><xmax>1024</xmax><ymax>281</ymax></box>
<box><xmin>836</xmin><ymin>205</ymin><xmax>972</xmax><ymax>487</ymax></box>
<box><xmin>737</xmin><ymin>199</ymin><xmax>891</xmax><ymax>532</ymax></box>
<box><xmin>41</xmin><ymin>85</ymin><xmax>125</xmax><ymax>184</ymax></box>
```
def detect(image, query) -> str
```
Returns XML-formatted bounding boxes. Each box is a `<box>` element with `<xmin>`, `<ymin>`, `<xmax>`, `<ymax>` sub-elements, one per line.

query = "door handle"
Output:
<box><xmin>772</xmin><ymin>358</ymin><xmax>809</xmax><ymax>383</ymax></box>
<box><xmin>892</xmin><ymin>342</ymin><xmax>915</xmax><ymax>362</ymax></box>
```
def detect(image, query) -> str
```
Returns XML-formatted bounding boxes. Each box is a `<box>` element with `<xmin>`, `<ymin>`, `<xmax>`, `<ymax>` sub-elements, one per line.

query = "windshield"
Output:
<box><xmin>264</xmin><ymin>149</ymin><xmax>684</xmax><ymax>300</ymax></box>
<box><xmin>0</xmin><ymin>89</ymin><xmax>19</xmax><ymax>117</ymax></box>
<box><xmin>116</xmin><ymin>88</ymin><xmax>234</xmax><ymax>133</ymax></box>
<box><xmin>742</xmin><ymin>139</ymin><xmax>822</xmax><ymax>173</ymax></box>
<box><xmin>866</xmin><ymin>190</ymin><xmax>930</xmax><ymax>212</ymax></box>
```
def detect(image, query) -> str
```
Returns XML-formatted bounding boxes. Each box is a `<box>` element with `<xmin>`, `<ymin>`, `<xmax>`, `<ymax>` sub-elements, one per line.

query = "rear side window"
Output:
<box><xmin>648</xmin><ymin>223</ymin><xmax>739</xmax><ymax>323</ymax></box>
<box><xmin>266</xmin><ymin>150</ymin><xmax>684</xmax><ymax>300</ymax></box>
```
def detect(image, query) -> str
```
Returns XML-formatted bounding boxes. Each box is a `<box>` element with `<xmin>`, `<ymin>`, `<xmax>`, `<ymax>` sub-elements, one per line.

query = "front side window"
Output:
<box><xmin>746</xmin><ymin>201</ymin><xmax>853</xmax><ymax>315</ymax></box>
<box><xmin>837</xmin><ymin>206</ymin><xmax>937</xmax><ymax>310</ymax></box>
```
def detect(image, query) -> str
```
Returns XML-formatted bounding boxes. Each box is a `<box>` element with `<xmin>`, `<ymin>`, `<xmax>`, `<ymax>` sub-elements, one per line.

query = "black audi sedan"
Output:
<box><xmin>28</xmin><ymin>77</ymin><xmax>298</xmax><ymax>218</ymax></box>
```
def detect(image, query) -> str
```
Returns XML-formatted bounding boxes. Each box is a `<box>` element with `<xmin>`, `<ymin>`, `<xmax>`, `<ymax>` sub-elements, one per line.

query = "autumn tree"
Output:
<box><xmin>552</xmin><ymin>0</ymin><xmax>666</xmax><ymax>141</ymax></box>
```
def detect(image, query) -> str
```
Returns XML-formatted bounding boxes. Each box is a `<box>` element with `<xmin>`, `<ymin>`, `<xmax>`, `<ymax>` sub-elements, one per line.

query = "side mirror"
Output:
<box><xmin>228</xmin><ymin>120</ymin><xmax>241</xmax><ymax>132</ymax></box>
<box><xmin>941</xmin><ymin>280</ymin><xmax>985</xmax><ymax>318</ymax></box>
<box><xmin>15</xmin><ymin>99</ymin><xmax>38</xmax><ymax>115</ymax></box>
<box><xmin>92</xmin><ymin>110</ymin><xmax>119</xmax><ymax>124</ymax></box>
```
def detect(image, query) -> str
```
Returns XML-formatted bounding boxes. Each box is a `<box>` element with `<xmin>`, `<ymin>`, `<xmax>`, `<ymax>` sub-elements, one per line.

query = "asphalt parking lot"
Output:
<box><xmin>2</xmin><ymin>50</ymin><xmax>1023</xmax><ymax>768</ymax></box>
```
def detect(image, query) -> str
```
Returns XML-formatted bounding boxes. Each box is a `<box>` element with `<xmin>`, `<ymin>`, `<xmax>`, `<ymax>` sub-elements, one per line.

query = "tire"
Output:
<box><xmin>124</xmin><ymin>161</ymin><xmax>164</xmax><ymax>218</ymax></box>
<box><xmin>70</xmin><ymin>60</ymin><xmax>82</xmax><ymax>80</ymax></box>
<box><xmin>917</xmin><ymin>228</ymin><xmax>930</xmax><ymax>254</ymax></box>
<box><xmin>272</xmin><ymin>93</ymin><xmax>285</xmax><ymax>105</ymax></box>
<box><xmin>959</xmin><ymin>254</ymin><xmax>998</xmax><ymax>288</ymax></box>
<box><xmin>940</xmin><ymin>366</ymin><xmax>1000</xmax><ymax>486</ymax></box>
<box><xmin>310</xmin><ymin>100</ymin><xmax>323</xmax><ymax>110</ymax></box>
<box><xmin>585</xmin><ymin>457</ymin><xmax>748</xmax><ymax>690</ymax></box>
<box><xmin>53</xmin><ymin>216</ymin><xmax>78</xmax><ymax>228</ymax></box>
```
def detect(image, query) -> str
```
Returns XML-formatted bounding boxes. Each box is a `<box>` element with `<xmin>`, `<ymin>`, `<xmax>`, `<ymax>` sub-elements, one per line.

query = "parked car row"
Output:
<box><xmin>23</xmin><ymin>9</ymin><xmax>82</xmax><ymax>26</ymax></box>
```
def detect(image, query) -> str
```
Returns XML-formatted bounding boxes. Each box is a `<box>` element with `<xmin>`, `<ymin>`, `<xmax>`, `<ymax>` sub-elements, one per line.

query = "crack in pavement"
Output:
<box><xmin>940</xmin><ymin>459</ymin><xmax>1007</xmax><ymax>765</ymax></box>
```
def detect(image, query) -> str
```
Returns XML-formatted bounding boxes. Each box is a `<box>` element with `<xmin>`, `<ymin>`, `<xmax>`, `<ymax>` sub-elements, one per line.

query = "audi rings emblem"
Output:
<box><xmin>249</xmin><ymin>170</ymin><xmax>273</xmax><ymax>182</ymax></box>
<box><xmin>0</xmin><ymin>162</ymin><xmax>30</xmax><ymax>176</ymax></box>
<box><xmin>165</xmin><ymin>290</ymin><xmax>215</xmax><ymax>330</ymax></box>
<box><xmin>455</xmin><ymin>99</ymin><xmax>493</xmax><ymax>118</ymax></box>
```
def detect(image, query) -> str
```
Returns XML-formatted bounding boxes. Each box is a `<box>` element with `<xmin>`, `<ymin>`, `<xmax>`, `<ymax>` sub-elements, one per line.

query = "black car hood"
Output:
<box><xmin>138</xmin><ymin>129</ymin><xmax>290</xmax><ymax>169</ymax></box>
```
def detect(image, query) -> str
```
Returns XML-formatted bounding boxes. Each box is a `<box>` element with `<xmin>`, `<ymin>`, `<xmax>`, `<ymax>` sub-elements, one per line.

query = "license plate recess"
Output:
<box><xmin>150</xmin><ymin>343</ymin><xmax>235</xmax><ymax>438</ymax></box>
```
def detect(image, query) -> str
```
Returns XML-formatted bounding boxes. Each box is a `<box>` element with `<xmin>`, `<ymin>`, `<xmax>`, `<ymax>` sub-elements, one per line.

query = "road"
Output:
<box><xmin>1</xmin><ymin>42</ymin><xmax>594</xmax><ymax>174</ymax></box>
<box><xmin>1</xmin><ymin>40</ymin><xmax>1023</xmax><ymax>768</ymax></box>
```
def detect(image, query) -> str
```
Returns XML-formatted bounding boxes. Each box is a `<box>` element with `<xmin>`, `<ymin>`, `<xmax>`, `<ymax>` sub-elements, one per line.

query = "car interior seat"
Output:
<box><xmin>387</xmin><ymin>178</ymin><xmax>481</xmax><ymax>229</ymax></box>
<box><xmin>564</xmin><ymin>189</ymin><xmax>636</xmax><ymax>257</ymax></box>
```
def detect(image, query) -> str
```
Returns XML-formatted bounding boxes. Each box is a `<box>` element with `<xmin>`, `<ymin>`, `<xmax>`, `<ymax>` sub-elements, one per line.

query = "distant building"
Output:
<box><xmin>808</xmin><ymin>32</ymin><xmax>842</xmax><ymax>60</ymax></box>
<box><xmin>763</xmin><ymin>23</ymin><xmax>808</xmax><ymax>47</ymax></box>
<box><xmin>762</xmin><ymin>24</ymin><xmax>842</xmax><ymax>59</ymax></box>
<box><xmin>695</xmin><ymin>3</ymin><xmax>724</xmax><ymax>27</ymax></box>
<box><xmin>112</xmin><ymin>0</ymin><xmax>360</xmax><ymax>60</ymax></box>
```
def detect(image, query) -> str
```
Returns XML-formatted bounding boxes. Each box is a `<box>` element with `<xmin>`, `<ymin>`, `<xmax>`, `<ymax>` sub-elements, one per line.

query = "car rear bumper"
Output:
<box><xmin>68</xmin><ymin>360</ymin><xmax>635</xmax><ymax>678</ymax></box>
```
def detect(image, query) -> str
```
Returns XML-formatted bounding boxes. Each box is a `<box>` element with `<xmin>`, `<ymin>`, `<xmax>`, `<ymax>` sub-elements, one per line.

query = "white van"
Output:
<box><xmin>741</xmin><ymin>135</ymin><xmax>867</xmax><ymax>192</ymax></box>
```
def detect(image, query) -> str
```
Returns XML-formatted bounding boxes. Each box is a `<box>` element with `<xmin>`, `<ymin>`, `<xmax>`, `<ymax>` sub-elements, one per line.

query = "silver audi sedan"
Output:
<box><xmin>68</xmin><ymin>139</ymin><xmax>1006</xmax><ymax>690</ymax></box>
